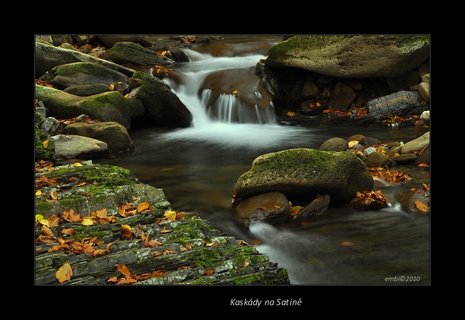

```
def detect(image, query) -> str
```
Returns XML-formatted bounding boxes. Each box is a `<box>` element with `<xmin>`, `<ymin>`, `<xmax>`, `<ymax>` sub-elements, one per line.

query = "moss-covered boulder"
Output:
<box><xmin>100</xmin><ymin>42</ymin><xmax>175</xmax><ymax>66</ymax></box>
<box><xmin>64</xmin><ymin>84</ymin><xmax>110</xmax><ymax>96</ymax></box>
<box><xmin>43</xmin><ymin>62</ymin><xmax>129</xmax><ymax>89</ymax></box>
<box><xmin>35</xmin><ymin>85</ymin><xmax>144</xmax><ymax>129</ymax></box>
<box><xmin>63</xmin><ymin>122</ymin><xmax>134</xmax><ymax>153</ymax></box>
<box><xmin>234</xmin><ymin>148</ymin><xmax>373</xmax><ymax>203</ymax></box>
<box><xmin>128</xmin><ymin>72</ymin><xmax>192</xmax><ymax>128</ymax></box>
<box><xmin>266</xmin><ymin>35</ymin><xmax>430</xmax><ymax>78</ymax></box>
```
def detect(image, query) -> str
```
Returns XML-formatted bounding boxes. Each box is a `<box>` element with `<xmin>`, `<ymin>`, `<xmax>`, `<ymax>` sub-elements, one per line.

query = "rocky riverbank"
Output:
<box><xmin>35</xmin><ymin>161</ymin><xmax>289</xmax><ymax>285</ymax></box>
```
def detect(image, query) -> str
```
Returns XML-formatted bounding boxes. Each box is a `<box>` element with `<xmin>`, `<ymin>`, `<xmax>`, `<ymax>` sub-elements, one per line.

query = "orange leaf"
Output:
<box><xmin>61</xmin><ymin>228</ymin><xmax>76</xmax><ymax>236</ymax></box>
<box><xmin>62</xmin><ymin>209</ymin><xmax>82</xmax><ymax>223</ymax></box>
<box><xmin>204</xmin><ymin>268</ymin><xmax>215</xmax><ymax>276</ymax></box>
<box><xmin>152</xmin><ymin>270</ymin><xmax>167</xmax><ymax>277</ymax></box>
<box><xmin>92</xmin><ymin>249</ymin><xmax>107</xmax><ymax>257</ymax></box>
<box><xmin>50</xmin><ymin>190</ymin><xmax>58</xmax><ymax>200</ymax></box>
<box><xmin>107</xmin><ymin>276</ymin><xmax>118</xmax><ymax>283</ymax></box>
<box><xmin>338</xmin><ymin>241</ymin><xmax>354</xmax><ymax>247</ymax></box>
<box><xmin>48</xmin><ymin>214</ymin><xmax>60</xmax><ymax>227</ymax></box>
<box><xmin>116</xmin><ymin>264</ymin><xmax>132</xmax><ymax>280</ymax></box>
<box><xmin>56</xmin><ymin>262</ymin><xmax>73</xmax><ymax>283</ymax></box>
<box><xmin>418</xmin><ymin>162</ymin><xmax>429</xmax><ymax>168</ymax></box>
<box><xmin>117</xmin><ymin>277</ymin><xmax>137</xmax><ymax>285</ymax></box>
<box><xmin>137</xmin><ymin>202</ymin><xmax>150</xmax><ymax>213</ymax></box>
<box><xmin>415</xmin><ymin>200</ymin><xmax>429</xmax><ymax>213</ymax></box>
<box><xmin>121</xmin><ymin>225</ymin><xmax>132</xmax><ymax>239</ymax></box>
<box><xmin>40</xmin><ymin>225</ymin><xmax>54</xmax><ymax>237</ymax></box>
<box><xmin>144</xmin><ymin>239</ymin><xmax>162</xmax><ymax>248</ymax></box>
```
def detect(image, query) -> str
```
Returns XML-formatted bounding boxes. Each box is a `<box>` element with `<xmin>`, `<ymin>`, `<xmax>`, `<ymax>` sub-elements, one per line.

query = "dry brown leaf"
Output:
<box><xmin>50</xmin><ymin>191</ymin><xmax>58</xmax><ymax>200</ymax></box>
<box><xmin>62</xmin><ymin>209</ymin><xmax>82</xmax><ymax>223</ymax></box>
<box><xmin>48</xmin><ymin>214</ymin><xmax>60</xmax><ymax>227</ymax></box>
<box><xmin>338</xmin><ymin>241</ymin><xmax>354</xmax><ymax>247</ymax></box>
<box><xmin>162</xmin><ymin>249</ymin><xmax>176</xmax><ymax>255</ymax></box>
<box><xmin>286</xmin><ymin>111</ymin><xmax>296</xmax><ymax>117</ymax></box>
<box><xmin>175</xmin><ymin>212</ymin><xmax>186</xmax><ymax>220</ymax></box>
<box><xmin>160</xmin><ymin>228</ymin><xmax>173</xmax><ymax>234</ymax></box>
<box><xmin>117</xmin><ymin>278</ymin><xmax>137</xmax><ymax>285</ymax></box>
<box><xmin>40</xmin><ymin>225</ymin><xmax>54</xmax><ymax>237</ymax></box>
<box><xmin>418</xmin><ymin>162</ymin><xmax>430</xmax><ymax>168</ymax></box>
<box><xmin>116</xmin><ymin>264</ymin><xmax>132</xmax><ymax>280</ymax></box>
<box><xmin>56</xmin><ymin>262</ymin><xmax>73</xmax><ymax>283</ymax></box>
<box><xmin>152</xmin><ymin>251</ymin><xmax>162</xmax><ymax>257</ymax></box>
<box><xmin>121</xmin><ymin>224</ymin><xmax>132</xmax><ymax>239</ymax></box>
<box><xmin>152</xmin><ymin>270</ymin><xmax>167</xmax><ymax>277</ymax></box>
<box><xmin>61</xmin><ymin>228</ymin><xmax>76</xmax><ymax>236</ymax></box>
<box><xmin>107</xmin><ymin>276</ymin><xmax>118</xmax><ymax>283</ymax></box>
<box><xmin>415</xmin><ymin>200</ymin><xmax>429</xmax><ymax>213</ymax></box>
<box><xmin>204</xmin><ymin>268</ymin><xmax>215</xmax><ymax>276</ymax></box>
<box><xmin>137</xmin><ymin>202</ymin><xmax>150</xmax><ymax>213</ymax></box>
<box><xmin>92</xmin><ymin>249</ymin><xmax>107</xmax><ymax>257</ymax></box>
<box><xmin>180</xmin><ymin>243</ymin><xmax>192</xmax><ymax>252</ymax></box>
<box><xmin>144</xmin><ymin>239</ymin><xmax>162</xmax><ymax>248</ymax></box>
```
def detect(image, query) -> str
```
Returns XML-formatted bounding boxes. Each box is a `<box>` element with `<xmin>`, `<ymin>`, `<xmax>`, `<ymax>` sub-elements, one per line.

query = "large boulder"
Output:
<box><xmin>234</xmin><ymin>192</ymin><xmax>291</xmax><ymax>225</ymax></box>
<box><xmin>266</xmin><ymin>35</ymin><xmax>430</xmax><ymax>78</ymax></box>
<box><xmin>36</xmin><ymin>85</ymin><xmax>144</xmax><ymax>129</ymax></box>
<box><xmin>50</xmin><ymin>134</ymin><xmax>108</xmax><ymax>160</ymax></box>
<box><xmin>43</xmin><ymin>62</ymin><xmax>129</xmax><ymax>89</ymax></box>
<box><xmin>100</xmin><ymin>42</ymin><xmax>175</xmax><ymax>66</ymax></box>
<box><xmin>63</xmin><ymin>122</ymin><xmax>134</xmax><ymax>153</ymax></box>
<box><xmin>128</xmin><ymin>72</ymin><xmax>192</xmax><ymax>128</ymax></box>
<box><xmin>35</xmin><ymin>40</ymin><xmax>135</xmax><ymax>77</ymax></box>
<box><xmin>234</xmin><ymin>148</ymin><xmax>373</xmax><ymax>203</ymax></box>
<box><xmin>64</xmin><ymin>84</ymin><xmax>110</xmax><ymax>96</ymax></box>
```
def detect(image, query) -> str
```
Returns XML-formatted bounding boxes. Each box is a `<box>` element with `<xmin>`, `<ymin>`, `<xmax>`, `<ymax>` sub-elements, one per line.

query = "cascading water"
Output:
<box><xmin>162</xmin><ymin>49</ymin><xmax>306</xmax><ymax>148</ymax></box>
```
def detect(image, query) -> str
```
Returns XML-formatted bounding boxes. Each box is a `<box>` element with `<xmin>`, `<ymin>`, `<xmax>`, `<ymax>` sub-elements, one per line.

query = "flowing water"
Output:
<box><xmin>98</xmin><ymin>36</ymin><xmax>430</xmax><ymax>285</ymax></box>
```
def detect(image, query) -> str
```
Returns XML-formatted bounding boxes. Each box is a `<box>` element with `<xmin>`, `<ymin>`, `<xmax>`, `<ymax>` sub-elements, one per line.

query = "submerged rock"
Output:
<box><xmin>234</xmin><ymin>148</ymin><xmax>373</xmax><ymax>203</ymax></box>
<box><xmin>266</xmin><ymin>35</ymin><xmax>430</xmax><ymax>78</ymax></box>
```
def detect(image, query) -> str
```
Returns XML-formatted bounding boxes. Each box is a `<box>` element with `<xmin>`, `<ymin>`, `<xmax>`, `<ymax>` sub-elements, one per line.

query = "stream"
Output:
<box><xmin>98</xmin><ymin>36</ymin><xmax>430</xmax><ymax>285</ymax></box>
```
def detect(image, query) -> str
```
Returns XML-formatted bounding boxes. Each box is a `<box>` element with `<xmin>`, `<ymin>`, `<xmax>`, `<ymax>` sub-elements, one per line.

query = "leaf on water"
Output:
<box><xmin>81</xmin><ymin>217</ymin><xmax>94</xmax><ymax>226</ymax></box>
<box><xmin>121</xmin><ymin>224</ymin><xmax>132</xmax><ymax>239</ymax></box>
<box><xmin>415</xmin><ymin>200</ymin><xmax>429</xmax><ymax>213</ymax></box>
<box><xmin>338</xmin><ymin>241</ymin><xmax>354</xmax><ymax>247</ymax></box>
<box><xmin>137</xmin><ymin>202</ymin><xmax>150</xmax><ymax>213</ymax></box>
<box><xmin>61</xmin><ymin>228</ymin><xmax>76</xmax><ymax>236</ymax></box>
<box><xmin>56</xmin><ymin>262</ymin><xmax>73</xmax><ymax>283</ymax></box>
<box><xmin>164</xmin><ymin>210</ymin><xmax>177</xmax><ymax>221</ymax></box>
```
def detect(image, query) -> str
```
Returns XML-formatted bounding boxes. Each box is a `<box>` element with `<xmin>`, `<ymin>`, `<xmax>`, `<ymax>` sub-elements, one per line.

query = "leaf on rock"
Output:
<box><xmin>415</xmin><ymin>200</ymin><xmax>429</xmax><ymax>213</ymax></box>
<box><xmin>35</xmin><ymin>190</ymin><xmax>43</xmax><ymax>197</ymax></box>
<box><xmin>160</xmin><ymin>228</ymin><xmax>173</xmax><ymax>234</ymax></box>
<box><xmin>164</xmin><ymin>210</ymin><xmax>177</xmax><ymax>221</ymax></box>
<box><xmin>286</xmin><ymin>111</ymin><xmax>296</xmax><ymax>117</ymax></box>
<box><xmin>107</xmin><ymin>276</ymin><xmax>118</xmax><ymax>283</ymax></box>
<box><xmin>291</xmin><ymin>206</ymin><xmax>304</xmax><ymax>216</ymax></box>
<box><xmin>42</xmin><ymin>140</ymin><xmax>49</xmax><ymax>148</ymax></box>
<box><xmin>40</xmin><ymin>225</ymin><xmax>54</xmax><ymax>237</ymax></box>
<box><xmin>144</xmin><ymin>239</ymin><xmax>162</xmax><ymax>248</ymax></box>
<box><xmin>137</xmin><ymin>202</ymin><xmax>150</xmax><ymax>213</ymax></box>
<box><xmin>56</xmin><ymin>262</ymin><xmax>73</xmax><ymax>283</ymax></box>
<box><xmin>121</xmin><ymin>224</ymin><xmax>132</xmax><ymax>239</ymax></box>
<box><xmin>62</xmin><ymin>209</ymin><xmax>82</xmax><ymax>223</ymax></box>
<box><xmin>48</xmin><ymin>214</ymin><xmax>60</xmax><ymax>227</ymax></box>
<box><xmin>61</xmin><ymin>228</ymin><xmax>76</xmax><ymax>236</ymax></box>
<box><xmin>72</xmin><ymin>162</ymin><xmax>83</xmax><ymax>167</ymax></box>
<box><xmin>418</xmin><ymin>162</ymin><xmax>430</xmax><ymax>168</ymax></box>
<box><xmin>204</xmin><ymin>268</ymin><xmax>215</xmax><ymax>276</ymax></box>
<box><xmin>348</xmin><ymin>140</ymin><xmax>359</xmax><ymax>148</ymax></box>
<box><xmin>81</xmin><ymin>217</ymin><xmax>94</xmax><ymax>226</ymax></box>
<box><xmin>116</xmin><ymin>264</ymin><xmax>132</xmax><ymax>280</ymax></box>
<box><xmin>50</xmin><ymin>190</ymin><xmax>58</xmax><ymax>200</ymax></box>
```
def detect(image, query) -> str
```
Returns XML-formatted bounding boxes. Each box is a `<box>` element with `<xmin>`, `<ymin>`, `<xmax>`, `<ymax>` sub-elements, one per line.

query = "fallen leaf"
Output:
<box><xmin>61</xmin><ymin>228</ymin><xmax>76</xmax><ymax>236</ymax></box>
<box><xmin>107</xmin><ymin>276</ymin><xmax>118</xmax><ymax>283</ymax></box>
<box><xmin>243</xmin><ymin>260</ymin><xmax>250</xmax><ymax>267</ymax></box>
<box><xmin>164</xmin><ymin>210</ymin><xmax>177</xmax><ymax>221</ymax></box>
<box><xmin>144</xmin><ymin>239</ymin><xmax>162</xmax><ymax>248</ymax></box>
<box><xmin>116</xmin><ymin>264</ymin><xmax>132</xmax><ymax>280</ymax></box>
<box><xmin>152</xmin><ymin>251</ymin><xmax>162</xmax><ymax>257</ymax></box>
<box><xmin>415</xmin><ymin>200</ymin><xmax>429</xmax><ymax>213</ymax></box>
<box><xmin>291</xmin><ymin>205</ymin><xmax>304</xmax><ymax>216</ymax></box>
<box><xmin>348</xmin><ymin>140</ymin><xmax>359</xmax><ymax>148</ymax></box>
<box><xmin>121</xmin><ymin>224</ymin><xmax>132</xmax><ymax>239</ymax></box>
<box><xmin>204</xmin><ymin>268</ymin><xmax>215</xmax><ymax>276</ymax></box>
<box><xmin>56</xmin><ymin>262</ymin><xmax>73</xmax><ymax>283</ymax></box>
<box><xmin>50</xmin><ymin>191</ymin><xmax>58</xmax><ymax>200</ymax></box>
<box><xmin>35</xmin><ymin>190</ymin><xmax>43</xmax><ymax>197</ymax></box>
<box><xmin>175</xmin><ymin>212</ymin><xmax>186</xmax><ymax>220</ymax></box>
<box><xmin>48</xmin><ymin>214</ymin><xmax>60</xmax><ymax>227</ymax></box>
<box><xmin>162</xmin><ymin>249</ymin><xmax>176</xmax><ymax>255</ymax></box>
<box><xmin>81</xmin><ymin>218</ymin><xmax>94</xmax><ymax>226</ymax></box>
<box><xmin>40</xmin><ymin>224</ymin><xmax>53</xmax><ymax>237</ymax></box>
<box><xmin>72</xmin><ymin>162</ymin><xmax>83</xmax><ymax>167</ymax></box>
<box><xmin>338</xmin><ymin>241</ymin><xmax>354</xmax><ymax>247</ymax></box>
<box><xmin>92</xmin><ymin>249</ymin><xmax>107</xmax><ymax>257</ymax></box>
<box><xmin>286</xmin><ymin>111</ymin><xmax>296</xmax><ymax>117</ymax></box>
<box><xmin>205</xmin><ymin>241</ymin><xmax>216</xmax><ymax>247</ymax></box>
<box><xmin>137</xmin><ymin>202</ymin><xmax>150</xmax><ymax>213</ymax></box>
<box><xmin>410</xmin><ymin>188</ymin><xmax>416</xmax><ymax>192</ymax></box>
<box><xmin>62</xmin><ymin>209</ymin><xmax>82</xmax><ymax>223</ymax></box>
<box><xmin>152</xmin><ymin>270</ymin><xmax>167</xmax><ymax>277</ymax></box>
<box><xmin>117</xmin><ymin>278</ymin><xmax>137</xmax><ymax>285</ymax></box>
<box><xmin>37</xmin><ymin>217</ymin><xmax>50</xmax><ymax>227</ymax></box>
<box><xmin>418</xmin><ymin>162</ymin><xmax>430</xmax><ymax>168</ymax></box>
<box><xmin>42</xmin><ymin>140</ymin><xmax>49</xmax><ymax>148</ymax></box>
<box><xmin>180</xmin><ymin>243</ymin><xmax>192</xmax><ymax>252</ymax></box>
<box><xmin>238</xmin><ymin>240</ymin><xmax>249</xmax><ymax>246</ymax></box>
<box><xmin>160</xmin><ymin>228</ymin><xmax>173</xmax><ymax>234</ymax></box>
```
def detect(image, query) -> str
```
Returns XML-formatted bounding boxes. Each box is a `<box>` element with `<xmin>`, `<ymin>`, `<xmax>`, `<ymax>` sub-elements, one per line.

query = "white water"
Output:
<box><xmin>162</xmin><ymin>49</ymin><xmax>307</xmax><ymax>148</ymax></box>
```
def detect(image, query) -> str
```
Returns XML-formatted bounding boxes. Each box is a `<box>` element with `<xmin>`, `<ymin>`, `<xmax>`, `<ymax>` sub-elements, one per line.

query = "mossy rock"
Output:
<box><xmin>234</xmin><ymin>148</ymin><xmax>373</xmax><ymax>203</ymax></box>
<box><xmin>35</xmin><ymin>85</ymin><xmax>144</xmax><ymax>129</ymax></box>
<box><xmin>266</xmin><ymin>35</ymin><xmax>430</xmax><ymax>78</ymax></box>
<box><xmin>100</xmin><ymin>42</ymin><xmax>175</xmax><ymax>66</ymax></box>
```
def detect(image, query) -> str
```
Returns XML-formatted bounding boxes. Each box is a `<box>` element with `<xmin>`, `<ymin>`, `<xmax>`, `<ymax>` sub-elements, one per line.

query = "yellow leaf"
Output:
<box><xmin>42</xmin><ymin>140</ymin><xmax>49</xmax><ymax>148</ymax></box>
<box><xmin>35</xmin><ymin>190</ymin><xmax>43</xmax><ymax>197</ymax></box>
<box><xmin>108</xmin><ymin>83</ymin><xmax>115</xmax><ymax>90</ymax></box>
<box><xmin>205</xmin><ymin>241</ymin><xmax>216</xmax><ymax>247</ymax></box>
<box><xmin>35</xmin><ymin>214</ymin><xmax>45</xmax><ymax>222</ymax></box>
<box><xmin>50</xmin><ymin>191</ymin><xmax>58</xmax><ymax>200</ymax></box>
<box><xmin>121</xmin><ymin>224</ymin><xmax>132</xmax><ymax>239</ymax></box>
<box><xmin>56</xmin><ymin>262</ymin><xmax>73</xmax><ymax>283</ymax></box>
<box><xmin>137</xmin><ymin>202</ymin><xmax>150</xmax><ymax>213</ymax></box>
<box><xmin>38</xmin><ymin>218</ymin><xmax>50</xmax><ymax>227</ymax></box>
<box><xmin>231</xmin><ymin>89</ymin><xmax>239</xmax><ymax>95</ymax></box>
<box><xmin>348</xmin><ymin>140</ymin><xmax>358</xmax><ymax>148</ymax></box>
<box><xmin>72</xmin><ymin>162</ymin><xmax>83</xmax><ymax>167</ymax></box>
<box><xmin>415</xmin><ymin>200</ymin><xmax>429</xmax><ymax>213</ymax></box>
<box><xmin>81</xmin><ymin>217</ymin><xmax>94</xmax><ymax>226</ymax></box>
<box><xmin>160</xmin><ymin>228</ymin><xmax>173</xmax><ymax>234</ymax></box>
<box><xmin>286</xmin><ymin>111</ymin><xmax>296</xmax><ymax>117</ymax></box>
<box><xmin>164</xmin><ymin>210</ymin><xmax>177</xmax><ymax>221</ymax></box>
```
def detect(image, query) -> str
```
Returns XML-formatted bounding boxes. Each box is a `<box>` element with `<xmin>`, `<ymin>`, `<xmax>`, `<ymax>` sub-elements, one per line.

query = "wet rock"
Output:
<box><xmin>320</xmin><ymin>137</ymin><xmax>348</xmax><ymax>151</ymax></box>
<box><xmin>418</xmin><ymin>82</ymin><xmax>430</xmax><ymax>103</ymax></box>
<box><xmin>234</xmin><ymin>192</ymin><xmax>291</xmax><ymax>225</ymax></box>
<box><xmin>51</xmin><ymin>35</ymin><xmax>74</xmax><ymax>46</ymax></box>
<box><xmin>96</xmin><ymin>35</ymin><xmax>156</xmax><ymax>47</ymax></box>
<box><xmin>418</xmin><ymin>62</ymin><xmax>430</xmax><ymax>78</ymax></box>
<box><xmin>40</xmin><ymin>117</ymin><xmax>61</xmax><ymax>136</ymax></box>
<box><xmin>266</xmin><ymin>35</ymin><xmax>430</xmax><ymax>78</ymax></box>
<box><xmin>100</xmin><ymin>42</ymin><xmax>175</xmax><ymax>66</ymax></box>
<box><xmin>169</xmin><ymin>48</ymin><xmax>190</xmax><ymax>62</ymax></box>
<box><xmin>293</xmin><ymin>195</ymin><xmax>330</xmax><ymax>222</ymax></box>
<box><xmin>63</xmin><ymin>122</ymin><xmax>134</xmax><ymax>153</ymax></box>
<box><xmin>36</xmin><ymin>85</ymin><xmax>144</xmax><ymax>129</ymax></box>
<box><xmin>387</xmin><ymin>71</ymin><xmax>420</xmax><ymax>91</ymax></box>
<box><xmin>347</xmin><ymin>134</ymin><xmax>365</xmax><ymax>142</ymax></box>
<box><xmin>128</xmin><ymin>72</ymin><xmax>192</xmax><ymax>128</ymax></box>
<box><xmin>51</xmin><ymin>134</ymin><xmax>108</xmax><ymax>160</ymax></box>
<box><xmin>365</xmin><ymin>91</ymin><xmax>423</xmax><ymax>121</ymax></box>
<box><xmin>416</xmin><ymin>146</ymin><xmax>430</xmax><ymax>164</ymax></box>
<box><xmin>393</xmin><ymin>153</ymin><xmax>418</xmax><ymax>164</ymax></box>
<box><xmin>360</xmin><ymin>136</ymin><xmax>381</xmax><ymax>147</ymax></box>
<box><xmin>43</xmin><ymin>62</ymin><xmax>129</xmax><ymax>89</ymax></box>
<box><xmin>64</xmin><ymin>84</ymin><xmax>110</xmax><ymax>96</ymax></box>
<box><xmin>366</xmin><ymin>152</ymin><xmax>394</xmax><ymax>168</ymax></box>
<box><xmin>329</xmin><ymin>82</ymin><xmax>356</xmax><ymax>109</ymax></box>
<box><xmin>401</xmin><ymin>131</ymin><xmax>429</xmax><ymax>154</ymax></box>
<box><xmin>235</xmin><ymin>148</ymin><xmax>373</xmax><ymax>203</ymax></box>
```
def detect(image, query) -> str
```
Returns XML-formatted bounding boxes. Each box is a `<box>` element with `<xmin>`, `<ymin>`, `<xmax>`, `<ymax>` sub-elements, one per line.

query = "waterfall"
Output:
<box><xmin>162</xmin><ymin>49</ymin><xmax>307</xmax><ymax>148</ymax></box>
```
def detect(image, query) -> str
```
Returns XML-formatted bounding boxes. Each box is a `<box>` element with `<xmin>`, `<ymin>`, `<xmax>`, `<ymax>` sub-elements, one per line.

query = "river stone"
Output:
<box><xmin>266</xmin><ymin>35</ymin><xmax>430</xmax><ymax>78</ymax></box>
<box><xmin>100</xmin><ymin>42</ymin><xmax>175</xmax><ymax>66</ymax></box>
<box><xmin>43</xmin><ymin>62</ymin><xmax>129</xmax><ymax>89</ymax></box>
<box><xmin>63</xmin><ymin>122</ymin><xmax>134</xmax><ymax>153</ymax></box>
<box><xmin>40</xmin><ymin>117</ymin><xmax>61</xmax><ymax>136</ymax></box>
<box><xmin>329</xmin><ymin>82</ymin><xmax>356</xmax><ymax>109</ymax></box>
<box><xmin>320</xmin><ymin>137</ymin><xmax>348</xmax><ymax>151</ymax></box>
<box><xmin>418</xmin><ymin>82</ymin><xmax>430</xmax><ymax>103</ymax></box>
<box><xmin>36</xmin><ymin>85</ymin><xmax>144</xmax><ymax>129</ymax></box>
<box><xmin>360</xmin><ymin>136</ymin><xmax>381</xmax><ymax>147</ymax></box>
<box><xmin>51</xmin><ymin>134</ymin><xmax>108</xmax><ymax>160</ymax></box>
<box><xmin>401</xmin><ymin>131</ymin><xmax>430</xmax><ymax>154</ymax></box>
<box><xmin>64</xmin><ymin>84</ymin><xmax>110</xmax><ymax>96</ymax></box>
<box><xmin>128</xmin><ymin>71</ymin><xmax>192</xmax><ymax>128</ymax></box>
<box><xmin>420</xmin><ymin>110</ymin><xmax>430</xmax><ymax>124</ymax></box>
<box><xmin>393</xmin><ymin>153</ymin><xmax>418</xmax><ymax>164</ymax></box>
<box><xmin>301</xmin><ymin>80</ymin><xmax>320</xmax><ymax>97</ymax></box>
<box><xmin>387</xmin><ymin>71</ymin><xmax>420</xmax><ymax>91</ymax></box>
<box><xmin>347</xmin><ymin>134</ymin><xmax>365</xmax><ymax>142</ymax></box>
<box><xmin>234</xmin><ymin>192</ymin><xmax>291</xmax><ymax>225</ymax></box>
<box><xmin>366</xmin><ymin>152</ymin><xmax>394</xmax><ymax>168</ymax></box>
<box><xmin>234</xmin><ymin>148</ymin><xmax>373</xmax><ymax>203</ymax></box>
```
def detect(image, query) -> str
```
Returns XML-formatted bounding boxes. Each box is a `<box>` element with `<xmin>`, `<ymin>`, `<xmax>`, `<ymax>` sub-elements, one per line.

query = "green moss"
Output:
<box><xmin>268</xmin><ymin>35</ymin><xmax>349</xmax><ymax>60</ymax></box>
<box><xmin>35</xmin><ymin>122</ymin><xmax>54</xmax><ymax>160</ymax></box>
